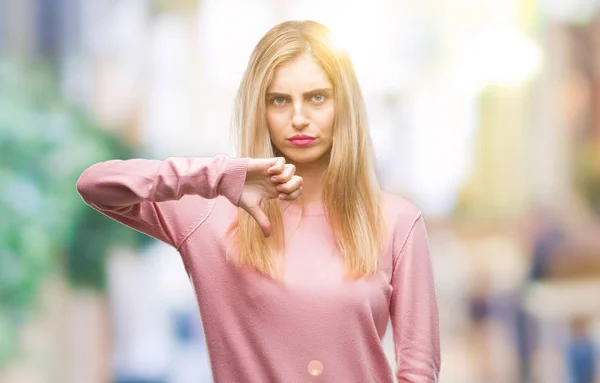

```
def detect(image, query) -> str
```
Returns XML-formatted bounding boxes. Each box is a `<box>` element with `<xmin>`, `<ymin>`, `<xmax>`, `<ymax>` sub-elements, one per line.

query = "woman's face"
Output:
<box><xmin>266</xmin><ymin>54</ymin><xmax>335</xmax><ymax>167</ymax></box>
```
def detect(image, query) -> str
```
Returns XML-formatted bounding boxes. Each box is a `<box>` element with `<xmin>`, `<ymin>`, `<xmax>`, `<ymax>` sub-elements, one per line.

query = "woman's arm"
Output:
<box><xmin>389</xmin><ymin>214</ymin><xmax>441</xmax><ymax>382</ymax></box>
<box><xmin>76</xmin><ymin>155</ymin><xmax>249</xmax><ymax>247</ymax></box>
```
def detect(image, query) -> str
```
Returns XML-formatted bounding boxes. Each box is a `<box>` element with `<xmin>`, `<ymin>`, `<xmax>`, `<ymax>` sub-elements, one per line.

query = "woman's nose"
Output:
<box><xmin>291</xmin><ymin>103</ymin><xmax>309</xmax><ymax>129</ymax></box>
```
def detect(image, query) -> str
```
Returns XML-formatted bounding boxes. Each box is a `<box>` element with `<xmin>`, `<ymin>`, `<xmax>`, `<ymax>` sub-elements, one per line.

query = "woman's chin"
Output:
<box><xmin>281</xmin><ymin>150</ymin><xmax>330</xmax><ymax>166</ymax></box>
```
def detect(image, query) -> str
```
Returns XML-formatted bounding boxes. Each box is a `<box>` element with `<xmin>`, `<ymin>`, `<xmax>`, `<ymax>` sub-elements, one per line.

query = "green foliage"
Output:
<box><xmin>574</xmin><ymin>141</ymin><xmax>600</xmax><ymax>215</ymax></box>
<box><xmin>0</xmin><ymin>58</ymin><xmax>149</xmax><ymax>366</ymax></box>
<box><xmin>150</xmin><ymin>0</ymin><xmax>198</xmax><ymax>14</ymax></box>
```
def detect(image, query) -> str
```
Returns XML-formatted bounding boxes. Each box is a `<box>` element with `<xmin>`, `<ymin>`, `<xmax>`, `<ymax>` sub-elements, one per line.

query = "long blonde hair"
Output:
<box><xmin>227</xmin><ymin>20</ymin><xmax>387</xmax><ymax>279</ymax></box>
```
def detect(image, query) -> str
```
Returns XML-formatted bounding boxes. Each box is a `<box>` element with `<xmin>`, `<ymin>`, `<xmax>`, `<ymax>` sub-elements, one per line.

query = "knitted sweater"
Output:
<box><xmin>76</xmin><ymin>155</ymin><xmax>440</xmax><ymax>382</ymax></box>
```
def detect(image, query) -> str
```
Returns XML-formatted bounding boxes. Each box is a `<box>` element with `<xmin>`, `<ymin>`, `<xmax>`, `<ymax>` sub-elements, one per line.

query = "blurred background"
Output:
<box><xmin>2</xmin><ymin>0</ymin><xmax>600</xmax><ymax>382</ymax></box>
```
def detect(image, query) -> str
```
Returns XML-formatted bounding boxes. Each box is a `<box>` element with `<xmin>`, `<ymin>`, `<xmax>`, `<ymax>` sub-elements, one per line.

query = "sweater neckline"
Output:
<box><xmin>280</xmin><ymin>201</ymin><xmax>325</xmax><ymax>216</ymax></box>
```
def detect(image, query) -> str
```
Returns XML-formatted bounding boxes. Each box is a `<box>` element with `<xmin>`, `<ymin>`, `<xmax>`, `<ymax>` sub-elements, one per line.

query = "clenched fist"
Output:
<box><xmin>239</xmin><ymin>157</ymin><xmax>303</xmax><ymax>237</ymax></box>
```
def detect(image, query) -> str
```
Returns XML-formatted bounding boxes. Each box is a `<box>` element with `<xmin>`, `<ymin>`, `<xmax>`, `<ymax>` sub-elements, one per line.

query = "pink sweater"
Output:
<box><xmin>76</xmin><ymin>155</ymin><xmax>440</xmax><ymax>382</ymax></box>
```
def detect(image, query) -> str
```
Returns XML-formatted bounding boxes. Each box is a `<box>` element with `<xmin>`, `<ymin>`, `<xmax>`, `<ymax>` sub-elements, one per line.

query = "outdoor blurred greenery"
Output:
<box><xmin>0</xmin><ymin>58</ymin><xmax>149</xmax><ymax>367</ymax></box>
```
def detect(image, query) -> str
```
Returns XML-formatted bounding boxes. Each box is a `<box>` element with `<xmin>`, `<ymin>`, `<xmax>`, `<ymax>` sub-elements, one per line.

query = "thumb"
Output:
<box><xmin>247</xmin><ymin>205</ymin><xmax>272</xmax><ymax>237</ymax></box>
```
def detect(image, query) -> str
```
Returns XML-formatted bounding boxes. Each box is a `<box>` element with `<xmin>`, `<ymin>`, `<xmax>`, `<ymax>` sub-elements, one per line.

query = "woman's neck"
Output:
<box><xmin>291</xmin><ymin>160</ymin><xmax>328</xmax><ymax>208</ymax></box>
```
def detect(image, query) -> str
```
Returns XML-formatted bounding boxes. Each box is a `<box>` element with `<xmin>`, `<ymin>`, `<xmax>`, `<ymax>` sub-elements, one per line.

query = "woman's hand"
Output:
<box><xmin>238</xmin><ymin>157</ymin><xmax>303</xmax><ymax>237</ymax></box>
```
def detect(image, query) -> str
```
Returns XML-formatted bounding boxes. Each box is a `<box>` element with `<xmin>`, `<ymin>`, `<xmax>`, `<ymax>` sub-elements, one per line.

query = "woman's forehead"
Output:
<box><xmin>268</xmin><ymin>55</ymin><xmax>331</xmax><ymax>92</ymax></box>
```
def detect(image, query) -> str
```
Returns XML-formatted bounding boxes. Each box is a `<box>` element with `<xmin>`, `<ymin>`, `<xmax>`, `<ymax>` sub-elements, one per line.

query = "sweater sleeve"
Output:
<box><xmin>76</xmin><ymin>155</ymin><xmax>249</xmax><ymax>247</ymax></box>
<box><xmin>389</xmin><ymin>214</ymin><xmax>441</xmax><ymax>382</ymax></box>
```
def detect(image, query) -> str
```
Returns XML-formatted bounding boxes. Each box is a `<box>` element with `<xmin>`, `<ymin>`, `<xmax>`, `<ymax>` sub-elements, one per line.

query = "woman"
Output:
<box><xmin>77</xmin><ymin>20</ymin><xmax>440</xmax><ymax>382</ymax></box>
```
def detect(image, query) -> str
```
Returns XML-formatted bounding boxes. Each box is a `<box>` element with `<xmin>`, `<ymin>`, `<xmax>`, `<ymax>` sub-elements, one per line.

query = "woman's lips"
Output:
<box><xmin>289</xmin><ymin>138</ymin><xmax>315</xmax><ymax>146</ymax></box>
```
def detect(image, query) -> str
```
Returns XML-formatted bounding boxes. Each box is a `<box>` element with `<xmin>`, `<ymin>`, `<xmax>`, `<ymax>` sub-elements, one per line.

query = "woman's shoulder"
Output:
<box><xmin>380</xmin><ymin>191</ymin><xmax>429</xmax><ymax>260</ymax></box>
<box><xmin>380</xmin><ymin>190</ymin><xmax>422</xmax><ymax>220</ymax></box>
<box><xmin>380</xmin><ymin>190</ymin><xmax>424</xmax><ymax>236</ymax></box>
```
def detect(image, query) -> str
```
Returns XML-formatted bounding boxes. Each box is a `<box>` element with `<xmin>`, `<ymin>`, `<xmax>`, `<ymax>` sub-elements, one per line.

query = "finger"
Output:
<box><xmin>276</xmin><ymin>175</ymin><xmax>303</xmax><ymax>194</ymax></box>
<box><xmin>268</xmin><ymin>157</ymin><xmax>285</xmax><ymax>175</ymax></box>
<box><xmin>267</xmin><ymin>157</ymin><xmax>285</xmax><ymax>175</ymax></box>
<box><xmin>271</xmin><ymin>164</ymin><xmax>295</xmax><ymax>183</ymax></box>
<box><xmin>246</xmin><ymin>205</ymin><xmax>271</xmax><ymax>237</ymax></box>
<box><xmin>278</xmin><ymin>186</ymin><xmax>303</xmax><ymax>201</ymax></box>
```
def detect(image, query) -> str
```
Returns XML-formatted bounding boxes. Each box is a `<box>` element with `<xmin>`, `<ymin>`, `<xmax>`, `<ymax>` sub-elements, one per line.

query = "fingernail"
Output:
<box><xmin>271</xmin><ymin>176</ymin><xmax>277</xmax><ymax>182</ymax></box>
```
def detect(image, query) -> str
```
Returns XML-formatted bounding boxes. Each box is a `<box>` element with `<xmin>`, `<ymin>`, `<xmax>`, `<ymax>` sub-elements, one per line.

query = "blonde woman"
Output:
<box><xmin>77</xmin><ymin>20</ymin><xmax>440</xmax><ymax>382</ymax></box>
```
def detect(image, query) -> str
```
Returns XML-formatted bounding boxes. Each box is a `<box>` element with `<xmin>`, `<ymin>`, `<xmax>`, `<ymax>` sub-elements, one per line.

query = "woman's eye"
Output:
<box><xmin>312</xmin><ymin>94</ymin><xmax>326</xmax><ymax>103</ymax></box>
<box><xmin>272</xmin><ymin>97</ymin><xmax>286</xmax><ymax>105</ymax></box>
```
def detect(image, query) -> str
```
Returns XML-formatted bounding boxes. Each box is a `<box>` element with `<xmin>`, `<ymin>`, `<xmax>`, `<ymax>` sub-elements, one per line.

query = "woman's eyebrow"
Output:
<box><xmin>303</xmin><ymin>88</ymin><xmax>333</xmax><ymax>96</ymax></box>
<box><xmin>266</xmin><ymin>88</ymin><xmax>333</xmax><ymax>97</ymax></box>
